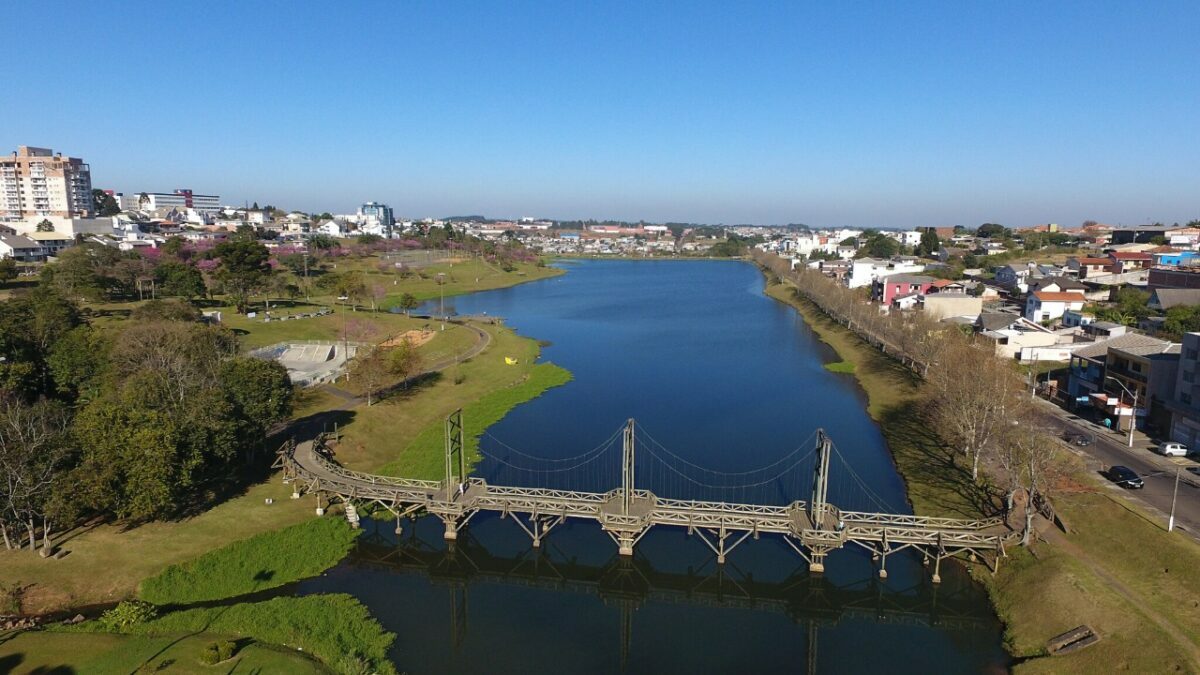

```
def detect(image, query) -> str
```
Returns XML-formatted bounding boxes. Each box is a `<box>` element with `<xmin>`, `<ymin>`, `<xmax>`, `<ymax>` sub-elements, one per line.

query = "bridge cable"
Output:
<box><xmin>639</xmin><ymin>443</ymin><xmax>817</xmax><ymax>491</ymax></box>
<box><xmin>478</xmin><ymin>437</ymin><xmax>620</xmax><ymax>475</ymax></box>
<box><xmin>633</xmin><ymin>424</ymin><xmax>821</xmax><ymax>477</ymax></box>
<box><xmin>481</xmin><ymin>425</ymin><xmax>624</xmax><ymax>464</ymax></box>
<box><xmin>828</xmin><ymin>441</ymin><xmax>900</xmax><ymax>513</ymax></box>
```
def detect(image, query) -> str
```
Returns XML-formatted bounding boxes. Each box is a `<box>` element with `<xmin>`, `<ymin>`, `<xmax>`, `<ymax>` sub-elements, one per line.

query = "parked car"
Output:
<box><xmin>1104</xmin><ymin>465</ymin><xmax>1144</xmax><ymax>489</ymax></box>
<box><xmin>1074</xmin><ymin>435</ymin><xmax>1092</xmax><ymax>446</ymax></box>
<box><xmin>1159</xmin><ymin>442</ymin><xmax>1189</xmax><ymax>457</ymax></box>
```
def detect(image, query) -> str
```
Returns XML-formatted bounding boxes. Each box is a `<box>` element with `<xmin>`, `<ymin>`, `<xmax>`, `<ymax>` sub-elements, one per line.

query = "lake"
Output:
<box><xmin>301</xmin><ymin>259</ymin><xmax>1007</xmax><ymax>673</ymax></box>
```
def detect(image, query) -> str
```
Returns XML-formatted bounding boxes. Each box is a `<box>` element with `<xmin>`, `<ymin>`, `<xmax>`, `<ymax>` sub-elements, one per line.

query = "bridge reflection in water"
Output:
<box><xmin>340</xmin><ymin>520</ymin><xmax>999</xmax><ymax>673</ymax></box>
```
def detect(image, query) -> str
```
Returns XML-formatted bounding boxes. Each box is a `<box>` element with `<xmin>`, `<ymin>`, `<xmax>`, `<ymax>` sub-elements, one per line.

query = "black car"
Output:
<box><xmin>1104</xmin><ymin>465</ymin><xmax>1144</xmax><ymax>489</ymax></box>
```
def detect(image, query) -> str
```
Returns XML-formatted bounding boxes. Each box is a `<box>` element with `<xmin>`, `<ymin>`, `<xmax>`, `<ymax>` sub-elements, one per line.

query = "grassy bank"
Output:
<box><xmin>0</xmin><ymin>630</ymin><xmax>327</xmax><ymax>674</ymax></box>
<box><xmin>140</xmin><ymin>517</ymin><xmax>359</xmax><ymax>604</ymax></box>
<box><xmin>62</xmin><ymin>594</ymin><xmax>396</xmax><ymax>675</ymax></box>
<box><xmin>763</xmin><ymin>278</ymin><xmax>1200</xmax><ymax>671</ymax></box>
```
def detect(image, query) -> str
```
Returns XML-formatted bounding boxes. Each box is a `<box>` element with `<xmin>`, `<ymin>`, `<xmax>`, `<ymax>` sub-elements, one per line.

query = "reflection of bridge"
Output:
<box><xmin>277</xmin><ymin>412</ymin><xmax>1013</xmax><ymax>583</ymax></box>
<box><xmin>347</xmin><ymin>527</ymin><xmax>999</xmax><ymax>671</ymax></box>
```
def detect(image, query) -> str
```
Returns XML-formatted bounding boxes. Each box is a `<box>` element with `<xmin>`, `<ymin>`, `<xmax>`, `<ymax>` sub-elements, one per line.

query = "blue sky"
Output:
<box><xmin>5</xmin><ymin>1</ymin><xmax>1197</xmax><ymax>227</ymax></box>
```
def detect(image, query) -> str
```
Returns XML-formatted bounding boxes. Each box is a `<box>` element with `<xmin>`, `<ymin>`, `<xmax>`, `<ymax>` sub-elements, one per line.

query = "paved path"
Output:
<box><xmin>1034</xmin><ymin>397</ymin><xmax>1200</xmax><ymax>542</ymax></box>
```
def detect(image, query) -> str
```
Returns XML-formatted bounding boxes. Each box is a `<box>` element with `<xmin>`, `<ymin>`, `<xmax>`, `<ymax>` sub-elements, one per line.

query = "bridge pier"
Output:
<box><xmin>315</xmin><ymin>493</ymin><xmax>325</xmax><ymax>517</ymax></box>
<box><xmin>442</xmin><ymin>518</ymin><xmax>459</xmax><ymax>541</ymax></box>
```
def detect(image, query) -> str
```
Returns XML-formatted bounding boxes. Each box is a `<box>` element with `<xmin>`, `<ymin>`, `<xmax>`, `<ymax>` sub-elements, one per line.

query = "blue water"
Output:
<box><xmin>302</xmin><ymin>260</ymin><xmax>1007</xmax><ymax>673</ymax></box>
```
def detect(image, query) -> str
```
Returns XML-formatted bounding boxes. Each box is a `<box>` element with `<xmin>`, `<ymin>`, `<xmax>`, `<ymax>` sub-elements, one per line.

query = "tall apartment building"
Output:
<box><xmin>0</xmin><ymin>146</ymin><xmax>93</xmax><ymax>219</ymax></box>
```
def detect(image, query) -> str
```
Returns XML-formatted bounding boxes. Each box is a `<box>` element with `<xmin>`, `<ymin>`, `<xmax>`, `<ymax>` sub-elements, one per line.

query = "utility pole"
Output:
<box><xmin>1170</xmin><ymin>466</ymin><xmax>1181</xmax><ymax>532</ymax></box>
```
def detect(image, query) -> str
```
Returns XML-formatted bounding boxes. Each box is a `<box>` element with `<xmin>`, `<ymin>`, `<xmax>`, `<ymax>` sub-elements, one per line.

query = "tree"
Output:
<box><xmin>0</xmin><ymin>392</ymin><xmax>72</xmax><ymax>553</ymax></box>
<box><xmin>398</xmin><ymin>293</ymin><xmax>419</xmax><ymax>316</ymax></box>
<box><xmin>233</xmin><ymin>224</ymin><xmax>258</xmax><ymax>242</ymax></box>
<box><xmin>334</xmin><ymin>271</ymin><xmax>369</xmax><ymax>310</ymax></box>
<box><xmin>130</xmin><ymin>299</ymin><xmax>201</xmax><ymax>323</ymax></box>
<box><xmin>212</xmin><ymin>240</ymin><xmax>271</xmax><ymax>313</ymax></box>
<box><xmin>218</xmin><ymin>358</ymin><xmax>293</xmax><ymax>440</ymax></box>
<box><xmin>388</xmin><ymin>338</ymin><xmax>424</xmax><ymax>389</ymax></box>
<box><xmin>308</xmin><ymin>234</ymin><xmax>338</xmax><ymax>251</ymax></box>
<box><xmin>47</xmin><ymin>325</ymin><xmax>109</xmax><ymax>401</ymax></box>
<box><xmin>977</xmin><ymin>223</ymin><xmax>1008</xmax><ymax>239</ymax></box>
<box><xmin>861</xmin><ymin>234</ymin><xmax>899</xmax><ymax>258</ymax></box>
<box><xmin>46</xmin><ymin>245</ymin><xmax>107</xmax><ymax>300</ymax></box>
<box><xmin>155</xmin><ymin>261</ymin><xmax>206</xmax><ymax>299</ymax></box>
<box><xmin>928</xmin><ymin>340</ymin><xmax>1026</xmax><ymax>481</ymax></box>
<box><xmin>357</xmin><ymin>233</ymin><xmax>382</xmax><ymax>245</ymax></box>
<box><xmin>0</xmin><ymin>257</ymin><xmax>17</xmax><ymax>284</ymax></box>
<box><xmin>347</xmin><ymin>347</ymin><xmax>389</xmax><ymax>406</ymax></box>
<box><xmin>919</xmin><ymin>230</ymin><xmax>940</xmax><ymax>257</ymax></box>
<box><xmin>36</xmin><ymin>220</ymin><xmax>54</xmax><ymax>233</ymax></box>
<box><xmin>91</xmin><ymin>189</ymin><xmax>120</xmax><ymax>217</ymax></box>
<box><xmin>998</xmin><ymin>414</ymin><xmax>1074</xmax><ymax>545</ymax></box>
<box><xmin>161</xmin><ymin>236</ymin><xmax>187</xmax><ymax>258</ymax></box>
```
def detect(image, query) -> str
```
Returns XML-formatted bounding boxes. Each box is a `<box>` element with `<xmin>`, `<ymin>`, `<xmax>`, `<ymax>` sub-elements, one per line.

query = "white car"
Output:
<box><xmin>1160</xmin><ymin>442</ymin><xmax>1189</xmax><ymax>457</ymax></box>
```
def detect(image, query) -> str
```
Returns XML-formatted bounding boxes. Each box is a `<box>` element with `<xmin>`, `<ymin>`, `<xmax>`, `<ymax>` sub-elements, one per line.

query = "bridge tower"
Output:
<box><xmin>440</xmin><ymin>409</ymin><xmax>468</xmax><ymax>541</ymax></box>
<box><xmin>808</xmin><ymin>429</ymin><xmax>832</xmax><ymax>529</ymax></box>
<box><xmin>622</xmin><ymin>418</ymin><xmax>635</xmax><ymax>515</ymax></box>
<box><xmin>803</xmin><ymin>429</ymin><xmax>834</xmax><ymax>574</ymax></box>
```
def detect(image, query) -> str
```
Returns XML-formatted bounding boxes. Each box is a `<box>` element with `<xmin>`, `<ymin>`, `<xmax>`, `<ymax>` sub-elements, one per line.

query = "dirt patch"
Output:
<box><xmin>381</xmin><ymin>329</ymin><xmax>435</xmax><ymax>348</ymax></box>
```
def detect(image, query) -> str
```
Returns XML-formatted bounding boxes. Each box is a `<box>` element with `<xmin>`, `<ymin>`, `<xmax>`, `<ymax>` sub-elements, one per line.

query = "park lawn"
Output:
<box><xmin>0</xmin><ymin>631</ymin><xmax>327</xmax><ymax>674</ymax></box>
<box><xmin>331</xmin><ymin>323</ymin><xmax>567</xmax><ymax>475</ymax></box>
<box><xmin>312</xmin><ymin>255</ymin><xmax>562</xmax><ymax>306</ymax></box>
<box><xmin>139</xmin><ymin>517</ymin><xmax>358</xmax><ymax>605</ymax></box>
<box><xmin>764</xmin><ymin>276</ymin><xmax>1200</xmax><ymax>672</ymax></box>
<box><xmin>0</xmin><ymin>478</ymin><xmax>313</xmax><ymax>615</ymax></box>
<box><xmin>216</xmin><ymin>305</ymin><xmax>478</xmax><ymax>353</ymax></box>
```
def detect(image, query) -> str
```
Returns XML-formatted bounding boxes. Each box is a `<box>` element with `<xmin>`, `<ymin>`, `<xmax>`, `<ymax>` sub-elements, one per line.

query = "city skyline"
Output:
<box><xmin>4</xmin><ymin>1</ymin><xmax>1197</xmax><ymax>227</ymax></box>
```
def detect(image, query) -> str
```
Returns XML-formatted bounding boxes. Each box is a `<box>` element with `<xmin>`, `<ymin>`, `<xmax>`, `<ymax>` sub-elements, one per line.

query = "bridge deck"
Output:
<box><xmin>282</xmin><ymin>438</ymin><xmax>1013</xmax><ymax>578</ymax></box>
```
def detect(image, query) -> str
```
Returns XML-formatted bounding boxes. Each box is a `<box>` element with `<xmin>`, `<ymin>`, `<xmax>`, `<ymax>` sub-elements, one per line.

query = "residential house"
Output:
<box><xmin>1066</xmin><ymin>334</ymin><xmax>1176</xmax><ymax>428</ymax></box>
<box><xmin>921</xmin><ymin>293</ymin><xmax>982</xmax><ymax>321</ymax></box>
<box><xmin>927</xmin><ymin>279</ymin><xmax>966</xmax><ymax>293</ymax></box>
<box><xmin>1068</xmin><ymin>256</ymin><xmax>1113</xmax><ymax>279</ymax></box>
<box><xmin>1062</xmin><ymin>310</ymin><xmax>1095</xmax><ymax>328</ymax></box>
<box><xmin>1149</xmin><ymin>266</ymin><xmax>1200</xmax><ymax>291</ymax></box>
<box><xmin>1029</xmin><ymin>276</ymin><xmax>1088</xmax><ymax>295</ymax></box>
<box><xmin>0</xmin><ymin>233</ymin><xmax>43</xmax><ymax>261</ymax></box>
<box><xmin>995</xmin><ymin>263</ymin><xmax>1034</xmax><ymax>289</ymax></box>
<box><xmin>1024</xmin><ymin>291</ymin><xmax>1086</xmax><ymax>323</ymax></box>
<box><xmin>315</xmin><ymin>220</ymin><xmax>343</xmax><ymax>237</ymax></box>
<box><xmin>976</xmin><ymin>312</ymin><xmax>1059</xmax><ymax>359</ymax></box>
<box><xmin>845</xmin><ymin>257</ymin><xmax>925</xmax><ymax>289</ymax></box>
<box><xmin>1105</xmin><ymin>340</ymin><xmax>1180</xmax><ymax>432</ymax></box>
<box><xmin>26</xmin><ymin>230</ymin><xmax>74</xmax><ymax>257</ymax></box>
<box><xmin>872</xmin><ymin>274</ymin><xmax>935</xmax><ymax>304</ymax></box>
<box><xmin>1108</xmin><ymin>251</ymin><xmax>1153</xmax><ymax>274</ymax></box>
<box><xmin>1109</xmin><ymin>225</ymin><xmax>1183</xmax><ymax>245</ymax></box>
<box><xmin>1151</xmin><ymin>249</ymin><xmax>1200</xmax><ymax>268</ymax></box>
<box><xmin>1150</xmin><ymin>288</ymin><xmax>1200</xmax><ymax>311</ymax></box>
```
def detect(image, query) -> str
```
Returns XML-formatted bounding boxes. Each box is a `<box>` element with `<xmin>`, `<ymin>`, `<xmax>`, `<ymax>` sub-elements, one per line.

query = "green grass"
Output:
<box><xmin>378</xmin><ymin>362</ymin><xmax>572</xmax><ymax>480</ymax></box>
<box><xmin>823</xmin><ymin>360</ymin><xmax>856</xmax><ymax>374</ymax></box>
<box><xmin>66</xmin><ymin>594</ymin><xmax>396</xmax><ymax>675</ymax></box>
<box><xmin>140</xmin><ymin>517</ymin><xmax>359</xmax><ymax>605</ymax></box>
<box><xmin>0</xmin><ymin>630</ymin><xmax>328</xmax><ymax>674</ymax></box>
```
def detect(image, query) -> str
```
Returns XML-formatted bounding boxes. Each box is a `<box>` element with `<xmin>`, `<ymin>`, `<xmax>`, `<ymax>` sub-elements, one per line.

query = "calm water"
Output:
<box><xmin>301</xmin><ymin>260</ymin><xmax>1007</xmax><ymax>673</ymax></box>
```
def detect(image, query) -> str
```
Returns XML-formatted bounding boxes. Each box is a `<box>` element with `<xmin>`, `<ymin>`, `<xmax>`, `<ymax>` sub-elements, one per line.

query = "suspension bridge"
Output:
<box><xmin>276</xmin><ymin>411</ymin><xmax>1014</xmax><ymax>582</ymax></box>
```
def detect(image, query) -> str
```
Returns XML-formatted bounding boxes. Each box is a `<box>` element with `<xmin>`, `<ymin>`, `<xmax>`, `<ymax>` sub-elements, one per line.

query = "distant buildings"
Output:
<box><xmin>1</xmin><ymin>146</ymin><xmax>93</xmax><ymax>219</ymax></box>
<box><xmin>116</xmin><ymin>189</ymin><xmax>221</xmax><ymax>216</ymax></box>
<box><xmin>359</xmin><ymin>202</ymin><xmax>394</xmax><ymax>232</ymax></box>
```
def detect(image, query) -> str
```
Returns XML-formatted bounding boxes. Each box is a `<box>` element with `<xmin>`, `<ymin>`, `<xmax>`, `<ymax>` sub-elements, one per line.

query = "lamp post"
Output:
<box><xmin>437</xmin><ymin>272</ymin><xmax>446</xmax><ymax>331</ymax></box>
<box><xmin>1144</xmin><ymin>467</ymin><xmax>1184</xmax><ymax>532</ymax></box>
<box><xmin>1105</xmin><ymin>375</ymin><xmax>1138</xmax><ymax>448</ymax></box>
<box><xmin>337</xmin><ymin>294</ymin><xmax>349</xmax><ymax>368</ymax></box>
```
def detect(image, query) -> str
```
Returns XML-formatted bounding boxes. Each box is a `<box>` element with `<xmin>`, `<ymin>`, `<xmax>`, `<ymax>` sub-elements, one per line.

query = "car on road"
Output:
<box><xmin>1074</xmin><ymin>435</ymin><xmax>1092</xmax><ymax>446</ymax></box>
<box><xmin>1104</xmin><ymin>465</ymin><xmax>1144</xmax><ymax>489</ymax></box>
<box><xmin>1159</xmin><ymin>442</ymin><xmax>1189</xmax><ymax>457</ymax></box>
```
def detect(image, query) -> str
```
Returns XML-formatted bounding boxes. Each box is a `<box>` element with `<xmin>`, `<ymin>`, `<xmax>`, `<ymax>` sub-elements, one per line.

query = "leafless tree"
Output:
<box><xmin>0</xmin><ymin>392</ymin><xmax>71</xmax><ymax>555</ymax></box>
<box><xmin>348</xmin><ymin>347</ymin><xmax>390</xmax><ymax>406</ymax></box>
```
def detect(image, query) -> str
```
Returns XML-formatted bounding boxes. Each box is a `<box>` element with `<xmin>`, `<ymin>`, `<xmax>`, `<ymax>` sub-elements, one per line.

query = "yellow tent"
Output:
<box><xmin>504</xmin><ymin>356</ymin><xmax>519</xmax><ymax>365</ymax></box>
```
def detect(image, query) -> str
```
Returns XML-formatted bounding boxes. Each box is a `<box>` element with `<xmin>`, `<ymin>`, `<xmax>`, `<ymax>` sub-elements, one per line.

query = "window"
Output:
<box><xmin>1183</xmin><ymin>392</ymin><xmax>1192</xmax><ymax>405</ymax></box>
<box><xmin>1186</xmin><ymin>370</ymin><xmax>1195</xmax><ymax>383</ymax></box>
<box><xmin>1187</xmin><ymin>348</ymin><xmax>1198</xmax><ymax>360</ymax></box>
<box><xmin>1132</xmin><ymin>363</ymin><xmax>1142</xmax><ymax>373</ymax></box>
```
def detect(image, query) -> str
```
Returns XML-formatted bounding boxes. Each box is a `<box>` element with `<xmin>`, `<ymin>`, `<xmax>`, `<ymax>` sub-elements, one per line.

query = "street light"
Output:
<box><xmin>1144</xmin><ymin>466</ymin><xmax>1183</xmax><ymax>532</ymax></box>
<box><xmin>1105</xmin><ymin>375</ymin><xmax>1138</xmax><ymax>449</ymax></box>
<box><xmin>437</xmin><ymin>272</ymin><xmax>446</xmax><ymax>331</ymax></box>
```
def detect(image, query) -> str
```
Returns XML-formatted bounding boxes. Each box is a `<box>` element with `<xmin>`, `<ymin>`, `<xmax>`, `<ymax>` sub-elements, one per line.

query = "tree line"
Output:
<box><xmin>755</xmin><ymin>250</ymin><xmax>1074</xmax><ymax>544</ymax></box>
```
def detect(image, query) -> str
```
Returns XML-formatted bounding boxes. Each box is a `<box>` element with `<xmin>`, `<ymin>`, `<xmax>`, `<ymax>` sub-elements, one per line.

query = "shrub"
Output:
<box><xmin>199</xmin><ymin>639</ymin><xmax>236</xmax><ymax>665</ymax></box>
<box><xmin>99</xmin><ymin>600</ymin><xmax>158</xmax><ymax>630</ymax></box>
<box><xmin>140</xmin><ymin>517</ymin><xmax>359</xmax><ymax>604</ymax></box>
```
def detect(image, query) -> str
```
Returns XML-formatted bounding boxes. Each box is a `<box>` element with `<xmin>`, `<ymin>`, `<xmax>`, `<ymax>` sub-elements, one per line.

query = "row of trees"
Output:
<box><xmin>755</xmin><ymin>251</ymin><xmax>1072</xmax><ymax>544</ymax></box>
<box><xmin>0</xmin><ymin>286</ymin><xmax>294</xmax><ymax>555</ymax></box>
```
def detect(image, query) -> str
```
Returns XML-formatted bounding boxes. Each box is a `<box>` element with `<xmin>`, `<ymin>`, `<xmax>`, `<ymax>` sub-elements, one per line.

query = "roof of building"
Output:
<box><xmin>1092</xmin><ymin>321</ymin><xmax>1124</xmax><ymax>330</ymax></box>
<box><xmin>929</xmin><ymin>279</ymin><xmax>963</xmax><ymax>288</ymax></box>
<box><xmin>1152</xmin><ymin>288</ymin><xmax>1200</xmax><ymax>310</ymax></box>
<box><xmin>1113</xmin><ymin>342</ymin><xmax>1181</xmax><ymax>357</ymax></box>
<box><xmin>1030</xmin><ymin>276</ymin><xmax>1087</xmax><ymax>292</ymax></box>
<box><xmin>0</xmin><ymin>234</ymin><xmax>40</xmax><ymax>250</ymax></box>
<box><xmin>1074</xmin><ymin>257</ymin><xmax>1111</xmax><ymax>265</ymax></box>
<box><xmin>978</xmin><ymin>311</ymin><xmax>1020</xmax><ymax>331</ymax></box>
<box><xmin>1072</xmin><ymin>333</ymin><xmax>1174</xmax><ymax>360</ymax></box>
<box><xmin>884</xmin><ymin>274</ymin><xmax>936</xmax><ymax>284</ymax></box>
<box><xmin>1032</xmin><ymin>291</ymin><xmax>1087</xmax><ymax>302</ymax></box>
<box><xmin>1110</xmin><ymin>251</ymin><xmax>1153</xmax><ymax>260</ymax></box>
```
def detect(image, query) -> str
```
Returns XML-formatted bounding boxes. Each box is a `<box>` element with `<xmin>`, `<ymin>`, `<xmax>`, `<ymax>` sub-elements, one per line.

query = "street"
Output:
<box><xmin>1035</xmin><ymin>398</ymin><xmax>1200</xmax><ymax>541</ymax></box>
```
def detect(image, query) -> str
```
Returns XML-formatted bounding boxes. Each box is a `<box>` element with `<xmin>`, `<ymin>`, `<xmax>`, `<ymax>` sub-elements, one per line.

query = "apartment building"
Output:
<box><xmin>0</xmin><ymin>146</ymin><xmax>93</xmax><ymax>219</ymax></box>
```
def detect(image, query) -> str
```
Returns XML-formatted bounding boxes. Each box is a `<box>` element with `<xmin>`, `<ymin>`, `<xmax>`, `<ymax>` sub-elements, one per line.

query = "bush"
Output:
<box><xmin>99</xmin><ymin>600</ymin><xmax>158</xmax><ymax>630</ymax></box>
<box><xmin>140</xmin><ymin>517</ymin><xmax>359</xmax><ymax>605</ymax></box>
<box><xmin>199</xmin><ymin>639</ymin><xmax>237</xmax><ymax>665</ymax></box>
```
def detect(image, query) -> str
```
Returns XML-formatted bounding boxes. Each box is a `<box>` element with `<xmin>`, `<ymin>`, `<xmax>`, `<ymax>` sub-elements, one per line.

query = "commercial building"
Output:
<box><xmin>118</xmin><ymin>189</ymin><xmax>221</xmax><ymax>215</ymax></box>
<box><xmin>0</xmin><ymin>146</ymin><xmax>93</xmax><ymax>219</ymax></box>
<box><xmin>359</xmin><ymin>202</ymin><xmax>394</xmax><ymax>230</ymax></box>
<box><xmin>1166</xmin><ymin>333</ymin><xmax>1200</xmax><ymax>447</ymax></box>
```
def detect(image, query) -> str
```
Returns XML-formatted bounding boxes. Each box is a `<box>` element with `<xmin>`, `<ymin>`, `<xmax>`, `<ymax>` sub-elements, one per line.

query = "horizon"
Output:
<box><xmin>4</xmin><ymin>1</ymin><xmax>1197</xmax><ymax>228</ymax></box>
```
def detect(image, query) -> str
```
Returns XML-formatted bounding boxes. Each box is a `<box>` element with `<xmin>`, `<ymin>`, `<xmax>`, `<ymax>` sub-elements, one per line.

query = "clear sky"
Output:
<box><xmin>5</xmin><ymin>1</ymin><xmax>1197</xmax><ymax>228</ymax></box>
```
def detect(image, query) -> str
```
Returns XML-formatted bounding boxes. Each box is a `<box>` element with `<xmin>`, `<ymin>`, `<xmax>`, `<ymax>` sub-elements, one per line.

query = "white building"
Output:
<box><xmin>1</xmin><ymin>146</ymin><xmax>93</xmax><ymax>219</ymax></box>
<box><xmin>118</xmin><ymin>189</ymin><xmax>221</xmax><ymax>216</ymax></box>
<box><xmin>1024</xmin><ymin>291</ymin><xmax>1087</xmax><ymax>323</ymax></box>
<box><xmin>845</xmin><ymin>258</ymin><xmax>926</xmax><ymax>289</ymax></box>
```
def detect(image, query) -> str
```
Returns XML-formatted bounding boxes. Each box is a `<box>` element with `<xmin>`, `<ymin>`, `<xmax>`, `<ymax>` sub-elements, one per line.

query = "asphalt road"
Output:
<box><xmin>1035</xmin><ymin>398</ymin><xmax>1200</xmax><ymax>541</ymax></box>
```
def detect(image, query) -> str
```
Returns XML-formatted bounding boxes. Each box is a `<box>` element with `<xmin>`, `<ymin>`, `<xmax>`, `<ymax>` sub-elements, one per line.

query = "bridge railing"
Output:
<box><xmin>308</xmin><ymin>435</ymin><xmax>443</xmax><ymax>491</ymax></box>
<box><xmin>839</xmin><ymin>511</ymin><xmax>1004</xmax><ymax>531</ymax></box>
